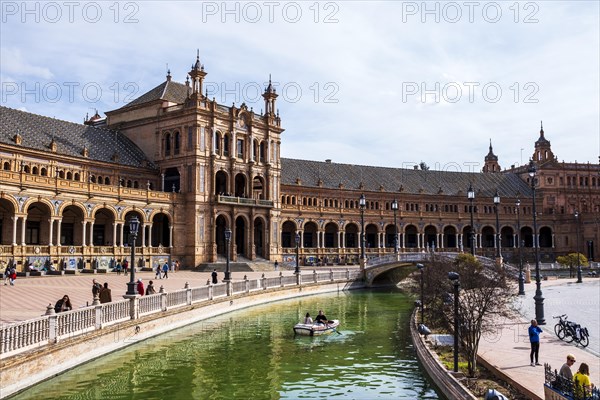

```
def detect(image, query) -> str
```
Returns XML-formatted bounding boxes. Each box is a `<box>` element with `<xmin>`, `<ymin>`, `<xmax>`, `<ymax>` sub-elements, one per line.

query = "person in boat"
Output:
<box><xmin>315</xmin><ymin>310</ymin><xmax>328</xmax><ymax>325</ymax></box>
<box><xmin>304</xmin><ymin>313</ymin><xmax>313</xmax><ymax>324</ymax></box>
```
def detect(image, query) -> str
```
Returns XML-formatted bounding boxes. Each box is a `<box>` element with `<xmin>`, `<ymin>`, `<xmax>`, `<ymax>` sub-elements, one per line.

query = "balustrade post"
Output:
<box><xmin>330</xmin><ymin>268</ymin><xmax>334</xmax><ymax>281</ymax></box>
<box><xmin>313</xmin><ymin>270</ymin><xmax>317</xmax><ymax>283</ymax></box>
<box><xmin>185</xmin><ymin>282</ymin><xmax>192</xmax><ymax>305</ymax></box>
<box><xmin>95</xmin><ymin>304</ymin><xmax>103</xmax><ymax>329</ymax></box>
<box><xmin>159</xmin><ymin>286</ymin><xmax>167</xmax><ymax>311</ymax></box>
<box><xmin>47</xmin><ymin>306</ymin><xmax>58</xmax><ymax>344</ymax></box>
<box><xmin>262</xmin><ymin>273</ymin><xmax>267</xmax><ymax>290</ymax></box>
<box><xmin>244</xmin><ymin>275</ymin><xmax>249</xmax><ymax>293</ymax></box>
<box><xmin>208</xmin><ymin>282</ymin><xmax>214</xmax><ymax>300</ymax></box>
<box><xmin>297</xmin><ymin>271</ymin><xmax>302</xmax><ymax>286</ymax></box>
<box><xmin>91</xmin><ymin>293</ymin><xmax>101</xmax><ymax>306</ymax></box>
<box><xmin>279</xmin><ymin>271</ymin><xmax>284</xmax><ymax>287</ymax></box>
<box><xmin>346</xmin><ymin>269</ymin><xmax>350</xmax><ymax>280</ymax></box>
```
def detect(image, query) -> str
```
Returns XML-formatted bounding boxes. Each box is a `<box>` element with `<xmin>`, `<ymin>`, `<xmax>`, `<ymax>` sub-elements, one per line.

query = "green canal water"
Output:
<box><xmin>12</xmin><ymin>289</ymin><xmax>444</xmax><ymax>399</ymax></box>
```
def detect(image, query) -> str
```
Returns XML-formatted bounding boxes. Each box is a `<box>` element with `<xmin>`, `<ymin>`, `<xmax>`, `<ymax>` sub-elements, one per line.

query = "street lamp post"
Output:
<box><xmin>516</xmin><ymin>199</ymin><xmax>525</xmax><ymax>295</ymax></box>
<box><xmin>294</xmin><ymin>232</ymin><xmax>300</xmax><ymax>275</ymax></box>
<box><xmin>224</xmin><ymin>228</ymin><xmax>232</xmax><ymax>282</ymax></box>
<box><xmin>448</xmin><ymin>271</ymin><xmax>460</xmax><ymax>373</ymax></box>
<box><xmin>493</xmin><ymin>190</ymin><xmax>501</xmax><ymax>261</ymax></box>
<box><xmin>417</xmin><ymin>263</ymin><xmax>424</xmax><ymax>324</ymax></box>
<box><xmin>528</xmin><ymin>161</ymin><xmax>545</xmax><ymax>325</ymax></box>
<box><xmin>467</xmin><ymin>183</ymin><xmax>475</xmax><ymax>256</ymax></box>
<box><xmin>392</xmin><ymin>199</ymin><xmax>399</xmax><ymax>255</ymax></box>
<box><xmin>125</xmin><ymin>216</ymin><xmax>140</xmax><ymax>296</ymax></box>
<box><xmin>359</xmin><ymin>194</ymin><xmax>366</xmax><ymax>263</ymax></box>
<box><xmin>575</xmin><ymin>211</ymin><xmax>582</xmax><ymax>283</ymax></box>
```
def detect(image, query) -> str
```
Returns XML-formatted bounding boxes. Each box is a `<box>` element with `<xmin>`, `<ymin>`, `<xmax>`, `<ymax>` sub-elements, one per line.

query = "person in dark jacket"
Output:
<box><xmin>54</xmin><ymin>295</ymin><xmax>73</xmax><ymax>313</ymax></box>
<box><xmin>99</xmin><ymin>282</ymin><xmax>112</xmax><ymax>304</ymax></box>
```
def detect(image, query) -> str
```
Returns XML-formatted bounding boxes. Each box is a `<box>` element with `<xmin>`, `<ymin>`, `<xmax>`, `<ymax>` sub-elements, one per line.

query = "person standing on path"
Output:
<box><xmin>528</xmin><ymin>319</ymin><xmax>543</xmax><ymax>366</ymax></box>
<box><xmin>3</xmin><ymin>263</ymin><xmax>10</xmax><ymax>285</ymax></box>
<box><xmin>155</xmin><ymin>263</ymin><xmax>162</xmax><ymax>279</ymax></box>
<box><xmin>136</xmin><ymin>279</ymin><xmax>144</xmax><ymax>296</ymax></box>
<box><xmin>211</xmin><ymin>268</ymin><xmax>218</xmax><ymax>284</ymax></box>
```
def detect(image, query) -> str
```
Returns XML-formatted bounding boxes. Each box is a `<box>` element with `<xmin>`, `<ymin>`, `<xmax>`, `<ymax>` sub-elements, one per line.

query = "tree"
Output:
<box><xmin>413</xmin><ymin>253</ymin><xmax>515</xmax><ymax>377</ymax></box>
<box><xmin>556</xmin><ymin>253</ymin><xmax>589</xmax><ymax>277</ymax></box>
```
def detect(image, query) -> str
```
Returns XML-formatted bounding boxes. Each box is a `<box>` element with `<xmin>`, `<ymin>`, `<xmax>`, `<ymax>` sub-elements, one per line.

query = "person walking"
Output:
<box><xmin>211</xmin><ymin>268</ymin><xmax>218</xmax><ymax>284</ymax></box>
<box><xmin>162</xmin><ymin>262</ymin><xmax>169</xmax><ymax>279</ymax></box>
<box><xmin>123</xmin><ymin>259</ymin><xmax>129</xmax><ymax>274</ymax></box>
<box><xmin>136</xmin><ymin>279</ymin><xmax>144</xmax><ymax>296</ymax></box>
<box><xmin>559</xmin><ymin>354</ymin><xmax>576</xmax><ymax>380</ymax></box>
<box><xmin>99</xmin><ymin>282</ymin><xmax>112</xmax><ymax>304</ymax></box>
<box><xmin>528</xmin><ymin>319</ymin><xmax>543</xmax><ymax>366</ymax></box>
<box><xmin>155</xmin><ymin>263</ymin><xmax>162</xmax><ymax>279</ymax></box>
<box><xmin>274</xmin><ymin>260</ymin><xmax>279</xmax><ymax>271</ymax></box>
<box><xmin>146</xmin><ymin>280</ymin><xmax>156</xmax><ymax>295</ymax></box>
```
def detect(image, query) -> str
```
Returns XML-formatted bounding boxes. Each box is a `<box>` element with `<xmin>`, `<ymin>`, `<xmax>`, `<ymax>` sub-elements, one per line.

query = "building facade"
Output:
<box><xmin>1</xmin><ymin>55</ymin><xmax>598</xmax><ymax>271</ymax></box>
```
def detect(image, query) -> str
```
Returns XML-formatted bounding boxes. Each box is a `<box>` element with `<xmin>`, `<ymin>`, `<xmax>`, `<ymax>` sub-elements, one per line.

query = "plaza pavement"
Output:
<box><xmin>478</xmin><ymin>278</ymin><xmax>600</xmax><ymax>399</ymax></box>
<box><xmin>0</xmin><ymin>268</ymin><xmax>304</xmax><ymax>324</ymax></box>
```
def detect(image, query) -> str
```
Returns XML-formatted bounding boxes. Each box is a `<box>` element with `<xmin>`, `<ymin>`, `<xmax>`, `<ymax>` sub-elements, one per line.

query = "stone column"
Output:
<box><xmin>48</xmin><ymin>219</ymin><xmax>54</xmax><ymax>246</ymax></box>
<box><xmin>21</xmin><ymin>216</ymin><xmax>27</xmax><ymax>245</ymax></box>
<box><xmin>89</xmin><ymin>221</ymin><xmax>94</xmax><ymax>246</ymax></box>
<box><xmin>112</xmin><ymin>222</ymin><xmax>117</xmax><ymax>246</ymax></box>
<box><xmin>81</xmin><ymin>221</ymin><xmax>87</xmax><ymax>247</ymax></box>
<box><xmin>120</xmin><ymin>223</ymin><xmax>125</xmax><ymax>247</ymax></box>
<box><xmin>56</xmin><ymin>219</ymin><xmax>62</xmax><ymax>246</ymax></box>
<box><xmin>12</xmin><ymin>216</ymin><xmax>18</xmax><ymax>245</ymax></box>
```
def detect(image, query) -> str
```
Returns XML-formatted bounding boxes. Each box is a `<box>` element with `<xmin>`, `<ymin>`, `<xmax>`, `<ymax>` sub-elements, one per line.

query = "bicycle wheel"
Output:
<box><xmin>554</xmin><ymin>323</ymin><xmax>566</xmax><ymax>340</ymax></box>
<box><xmin>578</xmin><ymin>333</ymin><xmax>589</xmax><ymax>347</ymax></box>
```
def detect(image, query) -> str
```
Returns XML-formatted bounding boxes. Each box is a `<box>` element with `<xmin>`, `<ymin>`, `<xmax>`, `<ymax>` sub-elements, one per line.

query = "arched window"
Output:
<box><xmin>2</xmin><ymin>162</ymin><xmax>9</xmax><ymax>170</ymax></box>
<box><xmin>215</xmin><ymin>131</ymin><xmax>221</xmax><ymax>154</ymax></box>
<box><xmin>174</xmin><ymin>131</ymin><xmax>180</xmax><ymax>155</ymax></box>
<box><xmin>32</xmin><ymin>166</ymin><xmax>38</xmax><ymax>175</ymax></box>
<box><xmin>223</xmin><ymin>134</ymin><xmax>230</xmax><ymax>156</ymax></box>
<box><xmin>74</xmin><ymin>172</ymin><xmax>80</xmax><ymax>181</ymax></box>
<box><xmin>105</xmin><ymin>177</ymin><xmax>111</xmax><ymax>185</ymax></box>
<box><xmin>58</xmin><ymin>170</ymin><xmax>65</xmax><ymax>179</ymax></box>
<box><xmin>165</xmin><ymin>133</ymin><xmax>171</xmax><ymax>156</ymax></box>
<box><xmin>24</xmin><ymin>165</ymin><xmax>31</xmax><ymax>173</ymax></box>
<box><xmin>40</xmin><ymin>167</ymin><xmax>47</xmax><ymax>176</ymax></box>
<box><xmin>133</xmin><ymin>181</ymin><xmax>139</xmax><ymax>188</ymax></box>
<box><xmin>66</xmin><ymin>171</ymin><xmax>73</xmax><ymax>180</ymax></box>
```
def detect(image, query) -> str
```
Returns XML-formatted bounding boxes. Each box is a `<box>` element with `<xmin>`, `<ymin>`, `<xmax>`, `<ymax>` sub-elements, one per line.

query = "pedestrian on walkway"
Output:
<box><xmin>136</xmin><ymin>279</ymin><xmax>144</xmax><ymax>296</ymax></box>
<box><xmin>162</xmin><ymin>262</ymin><xmax>169</xmax><ymax>279</ymax></box>
<box><xmin>146</xmin><ymin>280</ymin><xmax>156</xmax><ymax>295</ymax></box>
<box><xmin>99</xmin><ymin>282</ymin><xmax>112</xmax><ymax>304</ymax></box>
<box><xmin>528</xmin><ymin>319</ymin><xmax>543</xmax><ymax>366</ymax></box>
<box><xmin>123</xmin><ymin>259</ymin><xmax>128</xmax><ymax>274</ymax></box>
<box><xmin>211</xmin><ymin>268</ymin><xmax>218</xmax><ymax>284</ymax></box>
<box><xmin>559</xmin><ymin>354</ymin><xmax>576</xmax><ymax>380</ymax></box>
<box><xmin>274</xmin><ymin>260</ymin><xmax>278</xmax><ymax>271</ymax></box>
<box><xmin>155</xmin><ymin>264</ymin><xmax>162</xmax><ymax>279</ymax></box>
<box><xmin>115</xmin><ymin>261</ymin><xmax>122</xmax><ymax>275</ymax></box>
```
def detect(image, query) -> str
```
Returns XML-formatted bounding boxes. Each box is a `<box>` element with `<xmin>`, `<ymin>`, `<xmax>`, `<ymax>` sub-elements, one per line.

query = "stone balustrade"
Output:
<box><xmin>0</xmin><ymin>269</ymin><xmax>360</xmax><ymax>359</ymax></box>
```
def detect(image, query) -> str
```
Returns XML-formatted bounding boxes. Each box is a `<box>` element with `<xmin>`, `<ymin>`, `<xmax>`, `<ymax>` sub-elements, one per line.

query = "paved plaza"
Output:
<box><xmin>0</xmin><ymin>269</ymin><xmax>291</xmax><ymax>324</ymax></box>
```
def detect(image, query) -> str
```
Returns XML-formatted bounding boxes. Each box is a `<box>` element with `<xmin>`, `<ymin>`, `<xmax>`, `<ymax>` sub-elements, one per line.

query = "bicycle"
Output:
<box><xmin>553</xmin><ymin>315</ymin><xmax>589</xmax><ymax>347</ymax></box>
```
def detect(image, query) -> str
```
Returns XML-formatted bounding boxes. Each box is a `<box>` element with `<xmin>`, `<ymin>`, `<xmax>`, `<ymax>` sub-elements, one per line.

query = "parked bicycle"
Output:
<box><xmin>553</xmin><ymin>314</ymin><xmax>589</xmax><ymax>347</ymax></box>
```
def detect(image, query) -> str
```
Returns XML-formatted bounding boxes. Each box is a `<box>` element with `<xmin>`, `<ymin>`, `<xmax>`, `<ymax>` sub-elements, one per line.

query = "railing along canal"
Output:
<box><xmin>0</xmin><ymin>270</ymin><xmax>360</xmax><ymax>358</ymax></box>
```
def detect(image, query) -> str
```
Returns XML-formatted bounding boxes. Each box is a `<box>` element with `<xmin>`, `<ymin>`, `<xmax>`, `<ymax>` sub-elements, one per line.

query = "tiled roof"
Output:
<box><xmin>0</xmin><ymin>106</ymin><xmax>155</xmax><ymax>169</ymax></box>
<box><xmin>122</xmin><ymin>80</ymin><xmax>189</xmax><ymax>108</ymax></box>
<box><xmin>281</xmin><ymin>158</ymin><xmax>532</xmax><ymax>198</ymax></box>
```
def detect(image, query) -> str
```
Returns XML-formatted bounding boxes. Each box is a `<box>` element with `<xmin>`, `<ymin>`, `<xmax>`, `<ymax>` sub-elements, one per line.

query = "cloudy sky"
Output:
<box><xmin>1</xmin><ymin>1</ymin><xmax>598</xmax><ymax>170</ymax></box>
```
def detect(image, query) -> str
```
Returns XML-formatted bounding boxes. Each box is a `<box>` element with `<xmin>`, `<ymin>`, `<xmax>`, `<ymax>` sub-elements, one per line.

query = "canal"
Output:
<box><xmin>11</xmin><ymin>288</ymin><xmax>444</xmax><ymax>399</ymax></box>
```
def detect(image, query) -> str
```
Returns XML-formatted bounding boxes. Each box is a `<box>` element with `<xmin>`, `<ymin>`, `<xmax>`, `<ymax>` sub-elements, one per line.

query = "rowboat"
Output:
<box><xmin>293</xmin><ymin>320</ymin><xmax>340</xmax><ymax>336</ymax></box>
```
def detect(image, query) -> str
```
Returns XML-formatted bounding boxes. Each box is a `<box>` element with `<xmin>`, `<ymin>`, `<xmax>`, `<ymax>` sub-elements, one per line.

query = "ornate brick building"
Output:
<box><xmin>1</xmin><ymin>56</ymin><xmax>598</xmax><ymax>271</ymax></box>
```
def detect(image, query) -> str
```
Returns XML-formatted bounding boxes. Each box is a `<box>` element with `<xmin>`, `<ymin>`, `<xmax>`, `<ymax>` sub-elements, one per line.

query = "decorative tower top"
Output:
<box><xmin>262</xmin><ymin>74</ymin><xmax>278</xmax><ymax>118</ymax></box>
<box><xmin>188</xmin><ymin>49</ymin><xmax>207</xmax><ymax>97</ymax></box>
<box><xmin>483</xmin><ymin>139</ymin><xmax>500</xmax><ymax>173</ymax></box>
<box><xmin>533</xmin><ymin>120</ymin><xmax>555</xmax><ymax>163</ymax></box>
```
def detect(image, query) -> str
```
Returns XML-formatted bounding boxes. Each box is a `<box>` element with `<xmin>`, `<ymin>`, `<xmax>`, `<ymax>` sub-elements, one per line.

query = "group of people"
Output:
<box><xmin>136</xmin><ymin>279</ymin><xmax>157</xmax><ymax>295</ymax></box>
<box><xmin>529</xmin><ymin>319</ymin><xmax>597</xmax><ymax>399</ymax></box>
<box><xmin>303</xmin><ymin>310</ymin><xmax>330</xmax><ymax>325</ymax></box>
<box><xmin>154</xmin><ymin>262</ymin><xmax>171</xmax><ymax>279</ymax></box>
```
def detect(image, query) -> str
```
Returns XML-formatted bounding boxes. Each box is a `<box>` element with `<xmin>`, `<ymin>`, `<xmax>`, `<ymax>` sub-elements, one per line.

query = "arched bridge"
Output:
<box><xmin>363</xmin><ymin>252</ymin><xmax>509</xmax><ymax>286</ymax></box>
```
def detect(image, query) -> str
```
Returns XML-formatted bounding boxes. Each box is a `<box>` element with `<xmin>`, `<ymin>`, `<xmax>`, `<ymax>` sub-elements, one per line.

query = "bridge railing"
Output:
<box><xmin>0</xmin><ymin>269</ymin><xmax>362</xmax><ymax>359</ymax></box>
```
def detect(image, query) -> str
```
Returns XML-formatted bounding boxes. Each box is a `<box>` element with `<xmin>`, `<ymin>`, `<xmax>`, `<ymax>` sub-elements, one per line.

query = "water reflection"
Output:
<box><xmin>11</xmin><ymin>289</ymin><xmax>443</xmax><ymax>399</ymax></box>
